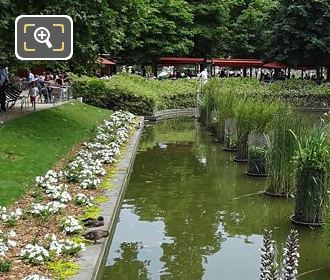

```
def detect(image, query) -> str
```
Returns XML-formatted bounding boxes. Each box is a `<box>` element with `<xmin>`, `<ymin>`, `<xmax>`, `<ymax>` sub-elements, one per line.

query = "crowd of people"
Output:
<box><xmin>0</xmin><ymin>64</ymin><xmax>70</xmax><ymax>113</ymax></box>
<box><xmin>15</xmin><ymin>70</ymin><xmax>70</xmax><ymax>107</ymax></box>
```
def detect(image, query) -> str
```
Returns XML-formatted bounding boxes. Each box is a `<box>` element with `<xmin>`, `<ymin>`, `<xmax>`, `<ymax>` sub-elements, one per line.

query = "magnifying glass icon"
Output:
<box><xmin>34</xmin><ymin>27</ymin><xmax>53</xmax><ymax>49</ymax></box>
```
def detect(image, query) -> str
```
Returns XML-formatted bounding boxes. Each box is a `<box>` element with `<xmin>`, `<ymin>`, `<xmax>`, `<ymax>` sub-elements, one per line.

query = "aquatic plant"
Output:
<box><xmin>266</xmin><ymin>106</ymin><xmax>300</xmax><ymax>196</ymax></box>
<box><xmin>247</xmin><ymin>145</ymin><xmax>267</xmax><ymax>176</ymax></box>
<box><xmin>290</xmin><ymin>125</ymin><xmax>329</xmax><ymax>225</ymax></box>
<box><xmin>234</xmin><ymin>96</ymin><xmax>278</xmax><ymax>162</ymax></box>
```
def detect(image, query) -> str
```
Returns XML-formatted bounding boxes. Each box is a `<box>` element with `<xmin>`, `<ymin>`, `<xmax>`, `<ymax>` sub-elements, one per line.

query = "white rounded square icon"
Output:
<box><xmin>15</xmin><ymin>15</ymin><xmax>73</xmax><ymax>60</ymax></box>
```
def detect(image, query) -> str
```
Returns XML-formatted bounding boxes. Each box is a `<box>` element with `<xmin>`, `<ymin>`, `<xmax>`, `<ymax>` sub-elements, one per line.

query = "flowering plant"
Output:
<box><xmin>28</xmin><ymin>201</ymin><xmax>66</xmax><ymax>220</ymax></box>
<box><xmin>46</xmin><ymin>234</ymin><xmax>85</xmax><ymax>256</ymax></box>
<box><xmin>0</xmin><ymin>207</ymin><xmax>23</xmax><ymax>226</ymax></box>
<box><xmin>46</xmin><ymin>185</ymin><xmax>72</xmax><ymax>204</ymax></box>
<box><xmin>21</xmin><ymin>274</ymin><xmax>52</xmax><ymax>280</ymax></box>
<box><xmin>0</xmin><ymin>229</ymin><xmax>17</xmax><ymax>258</ymax></box>
<box><xmin>35</xmin><ymin>170</ymin><xmax>63</xmax><ymax>189</ymax></box>
<box><xmin>74</xmin><ymin>193</ymin><xmax>94</xmax><ymax>207</ymax></box>
<box><xmin>61</xmin><ymin>216</ymin><xmax>83</xmax><ymax>235</ymax></box>
<box><xmin>20</xmin><ymin>243</ymin><xmax>50</xmax><ymax>265</ymax></box>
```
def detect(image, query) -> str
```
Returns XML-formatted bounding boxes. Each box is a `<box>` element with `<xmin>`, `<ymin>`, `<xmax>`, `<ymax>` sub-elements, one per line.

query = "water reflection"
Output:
<box><xmin>98</xmin><ymin>119</ymin><xmax>330</xmax><ymax>280</ymax></box>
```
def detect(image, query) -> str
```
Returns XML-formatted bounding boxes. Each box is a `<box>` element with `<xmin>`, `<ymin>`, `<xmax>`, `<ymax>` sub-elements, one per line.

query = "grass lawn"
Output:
<box><xmin>0</xmin><ymin>102</ymin><xmax>111</xmax><ymax>206</ymax></box>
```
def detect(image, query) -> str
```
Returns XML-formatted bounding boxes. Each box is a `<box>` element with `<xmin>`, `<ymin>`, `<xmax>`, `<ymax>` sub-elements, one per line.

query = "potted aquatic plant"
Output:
<box><xmin>247</xmin><ymin>146</ymin><xmax>267</xmax><ymax>176</ymax></box>
<box><xmin>234</xmin><ymin>96</ymin><xmax>278</xmax><ymax>163</ymax></box>
<box><xmin>265</xmin><ymin>106</ymin><xmax>301</xmax><ymax>197</ymax></box>
<box><xmin>290</xmin><ymin>125</ymin><xmax>329</xmax><ymax>226</ymax></box>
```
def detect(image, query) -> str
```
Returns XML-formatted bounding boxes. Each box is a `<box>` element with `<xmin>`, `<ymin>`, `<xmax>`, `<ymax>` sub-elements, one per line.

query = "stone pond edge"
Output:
<box><xmin>70</xmin><ymin>116</ymin><xmax>145</xmax><ymax>280</ymax></box>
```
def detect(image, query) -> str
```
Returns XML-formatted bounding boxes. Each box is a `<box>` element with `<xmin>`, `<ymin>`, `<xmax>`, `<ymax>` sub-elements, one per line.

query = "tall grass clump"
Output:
<box><xmin>234</xmin><ymin>95</ymin><xmax>279</xmax><ymax>162</ymax></box>
<box><xmin>290</xmin><ymin>124</ymin><xmax>329</xmax><ymax>226</ymax></box>
<box><xmin>198</xmin><ymin>80</ymin><xmax>218</xmax><ymax>127</ymax></box>
<box><xmin>266</xmin><ymin>106</ymin><xmax>301</xmax><ymax>196</ymax></box>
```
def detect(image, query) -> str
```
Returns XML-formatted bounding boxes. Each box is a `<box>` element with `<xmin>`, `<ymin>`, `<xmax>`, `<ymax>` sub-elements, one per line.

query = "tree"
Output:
<box><xmin>1</xmin><ymin>0</ymin><xmax>122</xmax><ymax>74</ymax></box>
<box><xmin>267</xmin><ymin>0</ymin><xmax>330</xmax><ymax>74</ymax></box>
<box><xmin>0</xmin><ymin>0</ymin><xmax>15</xmax><ymax>63</ymax></box>
<box><xmin>118</xmin><ymin>0</ymin><xmax>194</xmax><ymax>65</ymax></box>
<box><xmin>187</xmin><ymin>0</ymin><xmax>232</xmax><ymax>58</ymax></box>
<box><xmin>228</xmin><ymin>0</ymin><xmax>276</xmax><ymax>58</ymax></box>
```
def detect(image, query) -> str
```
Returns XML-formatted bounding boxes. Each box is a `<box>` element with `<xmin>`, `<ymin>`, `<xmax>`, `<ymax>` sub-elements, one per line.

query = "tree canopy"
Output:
<box><xmin>0</xmin><ymin>0</ymin><xmax>329</xmax><ymax>73</ymax></box>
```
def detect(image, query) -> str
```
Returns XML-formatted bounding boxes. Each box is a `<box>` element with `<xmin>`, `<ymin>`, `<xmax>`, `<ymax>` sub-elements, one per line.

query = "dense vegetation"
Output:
<box><xmin>200</xmin><ymin>78</ymin><xmax>330</xmax><ymax>225</ymax></box>
<box><xmin>71</xmin><ymin>74</ymin><xmax>197</xmax><ymax>115</ymax></box>
<box><xmin>1</xmin><ymin>0</ymin><xmax>329</xmax><ymax>75</ymax></box>
<box><xmin>0</xmin><ymin>102</ymin><xmax>111</xmax><ymax>205</ymax></box>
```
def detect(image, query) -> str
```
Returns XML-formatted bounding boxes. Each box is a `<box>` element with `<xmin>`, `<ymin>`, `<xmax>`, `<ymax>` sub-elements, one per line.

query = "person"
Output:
<box><xmin>198</xmin><ymin>68</ymin><xmax>208</xmax><ymax>86</ymax></box>
<box><xmin>0</xmin><ymin>63</ymin><xmax>8</xmax><ymax>112</ymax></box>
<box><xmin>29</xmin><ymin>80</ymin><xmax>39</xmax><ymax>110</ymax></box>
<box><xmin>27</xmin><ymin>70</ymin><xmax>34</xmax><ymax>82</ymax></box>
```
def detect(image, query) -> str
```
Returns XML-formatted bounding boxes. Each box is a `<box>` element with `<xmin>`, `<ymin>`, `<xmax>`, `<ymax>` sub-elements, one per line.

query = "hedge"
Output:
<box><xmin>71</xmin><ymin>74</ymin><xmax>197</xmax><ymax>115</ymax></box>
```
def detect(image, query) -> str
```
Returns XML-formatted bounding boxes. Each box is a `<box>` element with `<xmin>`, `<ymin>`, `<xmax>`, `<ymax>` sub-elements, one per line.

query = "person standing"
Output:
<box><xmin>198</xmin><ymin>68</ymin><xmax>208</xmax><ymax>87</ymax></box>
<box><xmin>27</xmin><ymin>69</ymin><xmax>34</xmax><ymax>82</ymax></box>
<box><xmin>0</xmin><ymin>63</ymin><xmax>8</xmax><ymax>112</ymax></box>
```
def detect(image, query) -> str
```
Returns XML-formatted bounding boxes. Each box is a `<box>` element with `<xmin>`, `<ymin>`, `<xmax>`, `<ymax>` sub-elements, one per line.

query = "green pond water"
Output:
<box><xmin>98</xmin><ymin>118</ymin><xmax>330</xmax><ymax>280</ymax></box>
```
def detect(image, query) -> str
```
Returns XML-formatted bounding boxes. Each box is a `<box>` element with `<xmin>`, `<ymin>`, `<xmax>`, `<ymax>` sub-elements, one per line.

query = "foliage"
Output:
<box><xmin>266</xmin><ymin>106</ymin><xmax>301</xmax><ymax>195</ymax></box>
<box><xmin>0</xmin><ymin>102</ymin><xmax>111</xmax><ymax>206</ymax></box>
<box><xmin>267</xmin><ymin>0</ymin><xmax>330</xmax><ymax>69</ymax></box>
<box><xmin>80</xmin><ymin>206</ymin><xmax>103</xmax><ymax>221</ymax></box>
<box><xmin>124</xmin><ymin>0</ymin><xmax>194</xmax><ymax>65</ymax></box>
<box><xmin>47</xmin><ymin>260</ymin><xmax>79</xmax><ymax>280</ymax></box>
<box><xmin>291</xmin><ymin>125</ymin><xmax>329</xmax><ymax>224</ymax></box>
<box><xmin>248</xmin><ymin>146</ymin><xmax>267</xmax><ymax>175</ymax></box>
<box><xmin>71</xmin><ymin>74</ymin><xmax>196</xmax><ymax>115</ymax></box>
<box><xmin>0</xmin><ymin>259</ymin><xmax>12</xmax><ymax>273</ymax></box>
<box><xmin>188</xmin><ymin>0</ymin><xmax>232</xmax><ymax>58</ymax></box>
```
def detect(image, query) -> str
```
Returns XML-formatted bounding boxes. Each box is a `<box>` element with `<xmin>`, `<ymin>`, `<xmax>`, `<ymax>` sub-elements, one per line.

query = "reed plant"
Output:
<box><xmin>266</xmin><ymin>106</ymin><xmax>302</xmax><ymax>196</ymax></box>
<box><xmin>234</xmin><ymin>95</ymin><xmax>279</xmax><ymax>162</ymax></box>
<box><xmin>290</xmin><ymin>124</ymin><xmax>329</xmax><ymax>225</ymax></box>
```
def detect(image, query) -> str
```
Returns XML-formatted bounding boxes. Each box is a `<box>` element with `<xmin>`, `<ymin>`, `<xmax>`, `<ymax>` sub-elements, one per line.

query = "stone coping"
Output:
<box><xmin>145</xmin><ymin>108</ymin><xmax>196</xmax><ymax>121</ymax></box>
<box><xmin>71</xmin><ymin>117</ymin><xmax>144</xmax><ymax>280</ymax></box>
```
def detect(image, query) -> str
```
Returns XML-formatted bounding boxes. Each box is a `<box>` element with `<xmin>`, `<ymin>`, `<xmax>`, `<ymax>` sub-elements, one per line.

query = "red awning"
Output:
<box><xmin>212</xmin><ymin>58</ymin><xmax>263</xmax><ymax>68</ymax></box>
<box><xmin>262</xmin><ymin>62</ymin><xmax>288</xmax><ymax>69</ymax></box>
<box><xmin>99</xmin><ymin>57</ymin><xmax>116</xmax><ymax>65</ymax></box>
<box><xmin>159</xmin><ymin>57</ymin><xmax>205</xmax><ymax>65</ymax></box>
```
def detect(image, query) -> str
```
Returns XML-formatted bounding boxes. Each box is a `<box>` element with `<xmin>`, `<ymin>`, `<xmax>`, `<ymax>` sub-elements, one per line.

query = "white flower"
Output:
<box><xmin>20</xmin><ymin>243</ymin><xmax>49</xmax><ymax>265</ymax></box>
<box><xmin>61</xmin><ymin>216</ymin><xmax>83</xmax><ymax>235</ymax></box>
<box><xmin>8</xmin><ymin>230</ymin><xmax>16</xmax><ymax>238</ymax></box>
<box><xmin>21</xmin><ymin>274</ymin><xmax>52</xmax><ymax>280</ymax></box>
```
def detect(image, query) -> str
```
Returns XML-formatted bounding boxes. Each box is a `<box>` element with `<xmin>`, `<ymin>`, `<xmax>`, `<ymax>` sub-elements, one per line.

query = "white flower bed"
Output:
<box><xmin>74</xmin><ymin>193</ymin><xmax>94</xmax><ymax>207</ymax></box>
<box><xmin>64</xmin><ymin>110</ymin><xmax>135</xmax><ymax>190</ymax></box>
<box><xmin>0</xmin><ymin>207</ymin><xmax>23</xmax><ymax>225</ymax></box>
<box><xmin>0</xmin><ymin>229</ymin><xmax>17</xmax><ymax>257</ymax></box>
<box><xmin>8</xmin><ymin>111</ymin><xmax>135</xmax><ymax>271</ymax></box>
<box><xmin>28</xmin><ymin>201</ymin><xmax>66</xmax><ymax>218</ymax></box>
<box><xmin>46</xmin><ymin>185</ymin><xmax>72</xmax><ymax>204</ymax></box>
<box><xmin>20</xmin><ymin>244</ymin><xmax>49</xmax><ymax>265</ymax></box>
<box><xmin>46</xmin><ymin>234</ymin><xmax>85</xmax><ymax>256</ymax></box>
<box><xmin>21</xmin><ymin>274</ymin><xmax>52</xmax><ymax>280</ymax></box>
<box><xmin>35</xmin><ymin>170</ymin><xmax>63</xmax><ymax>189</ymax></box>
<box><xmin>61</xmin><ymin>216</ymin><xmax>83</xmax><ymax>235</ymax></box>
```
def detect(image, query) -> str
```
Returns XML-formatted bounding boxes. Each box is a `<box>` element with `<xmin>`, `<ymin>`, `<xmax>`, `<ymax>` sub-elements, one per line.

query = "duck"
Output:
<box><xmin>158</xmin><ymin>142</ymin><xmax>167</xmax><ymax>149</ymax></box>
<box><xmin>83</xmin><ymin>230</ymin><xmax>109</xmax><ymax>243</ymax></box>
<box><xmin>82</xmin><ymin>216</ymin><xmax>105</xmax><ymax>227</ymax></box>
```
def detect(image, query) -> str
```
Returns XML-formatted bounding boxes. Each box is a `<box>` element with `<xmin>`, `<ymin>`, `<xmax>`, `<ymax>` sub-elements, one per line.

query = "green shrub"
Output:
<box><xmin>71</xmin><ymin>74</ymin><xmax>196</xmax><ymax>115</ymax></box>
<box><xmin>0</xmin><ymin>259</ymin><xmax>12</xmax><ymax>273</ymax></box>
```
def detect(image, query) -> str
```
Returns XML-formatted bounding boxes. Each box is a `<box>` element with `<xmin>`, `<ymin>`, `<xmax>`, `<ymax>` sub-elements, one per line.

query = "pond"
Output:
<box><xmin>98</xmin><ymin>118</ymin><xmax>330</xmax><ymax>280</ymax></box>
